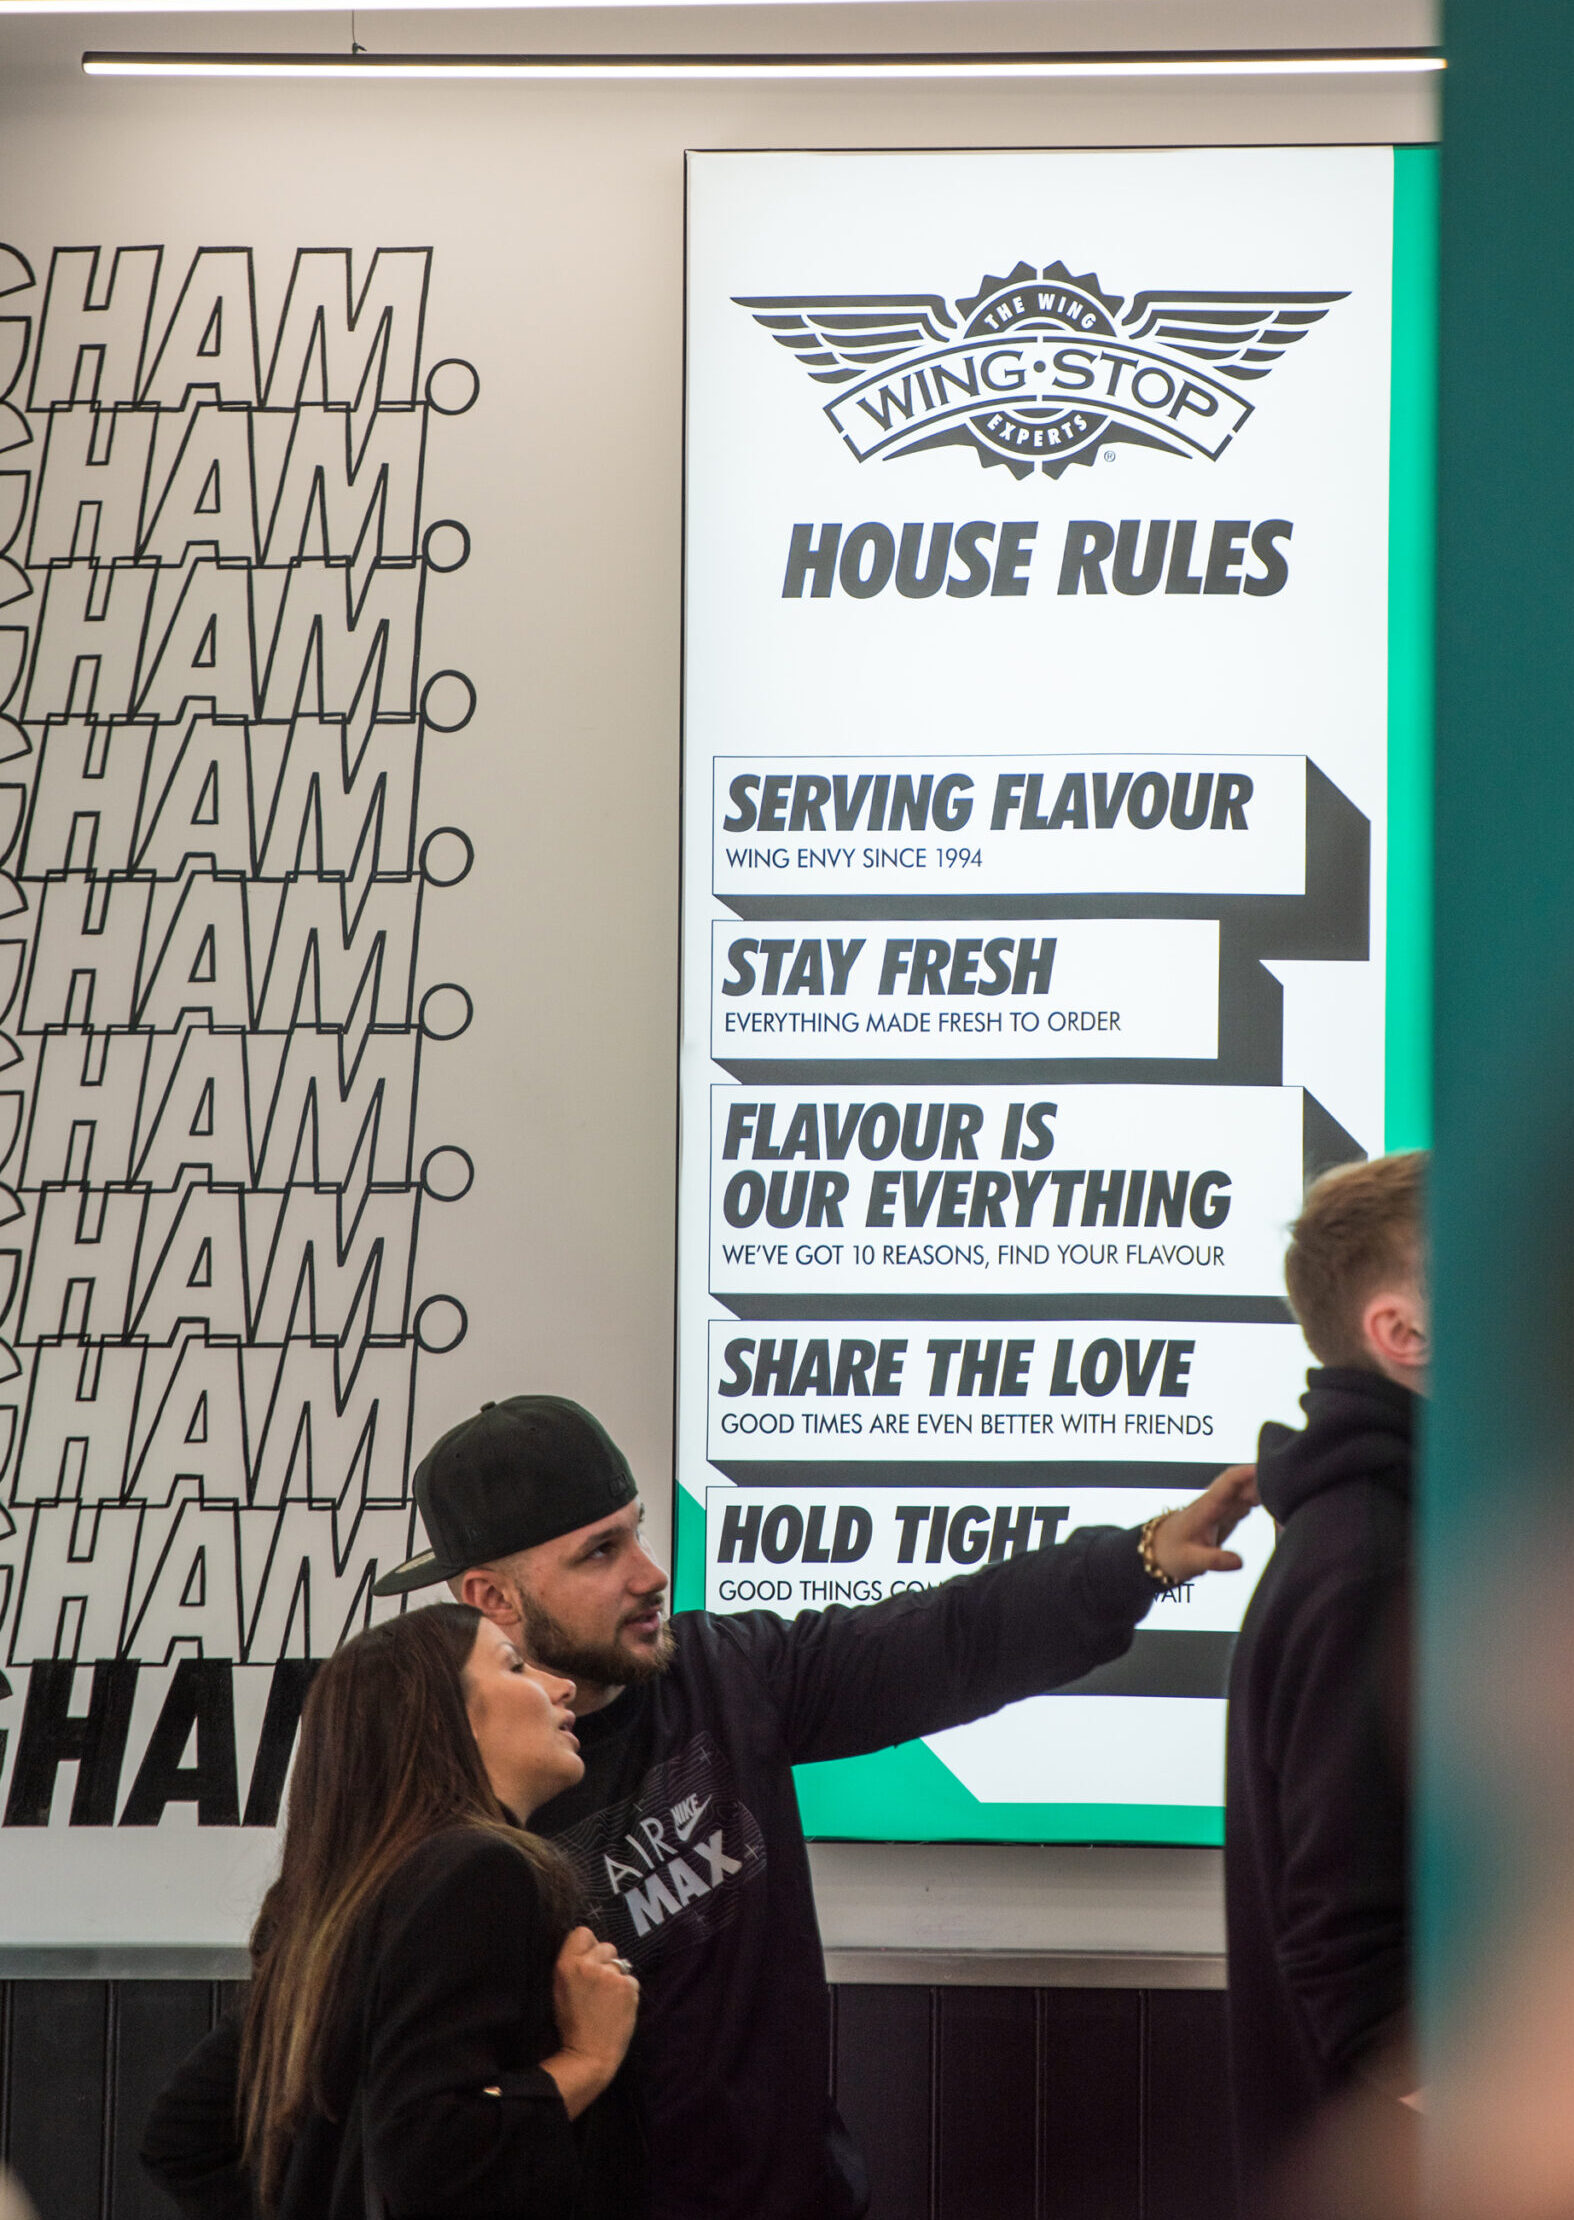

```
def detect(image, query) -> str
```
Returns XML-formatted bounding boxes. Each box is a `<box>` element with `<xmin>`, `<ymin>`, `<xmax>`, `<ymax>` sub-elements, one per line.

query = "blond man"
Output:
<box><xmin>1226</xmin><ymin>1151</ymin><xmax>1425</xmax><ymax>2204</ymax></box>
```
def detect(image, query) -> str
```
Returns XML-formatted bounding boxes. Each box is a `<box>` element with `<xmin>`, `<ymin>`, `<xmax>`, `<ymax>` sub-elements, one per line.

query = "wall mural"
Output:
<box><xmin>0</xmin><ymin>242</ymin><xmax>473</xmax><ymax>1874</ymax></box>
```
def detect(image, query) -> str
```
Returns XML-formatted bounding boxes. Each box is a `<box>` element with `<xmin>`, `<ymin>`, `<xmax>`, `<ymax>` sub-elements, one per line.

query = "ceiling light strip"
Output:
<box><xmin>81</xmin><ymin>48</ymin><xmax>1446</xmax><ymax>80</ymax></box>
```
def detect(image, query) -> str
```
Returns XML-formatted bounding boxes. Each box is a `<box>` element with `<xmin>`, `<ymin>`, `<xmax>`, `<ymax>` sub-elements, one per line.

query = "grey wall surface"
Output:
<box><xmin>0</xmin><ymin>0</ymin><xmax>1433</xmax><ymax>1956</ymax></box>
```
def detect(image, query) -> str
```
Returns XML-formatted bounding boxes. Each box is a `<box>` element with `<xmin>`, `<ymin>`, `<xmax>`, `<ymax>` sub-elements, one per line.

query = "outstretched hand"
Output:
<box><xmin>1148</xmin><ymin>1464</ymin><xmax>1259</xmax><ymax>1584</ymax></box>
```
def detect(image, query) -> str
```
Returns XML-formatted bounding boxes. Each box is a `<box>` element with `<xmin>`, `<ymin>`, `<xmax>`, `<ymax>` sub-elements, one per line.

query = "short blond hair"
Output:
<box><xmin>1284</xmin><ymin>1151</ymin><xmax>1427</xmax><ymax>1369</ymax></box>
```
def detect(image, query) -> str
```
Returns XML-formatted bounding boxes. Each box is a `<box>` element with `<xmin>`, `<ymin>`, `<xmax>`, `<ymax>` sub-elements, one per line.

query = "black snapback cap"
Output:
<box><xmin>373</xmin><ymin>1395</ymin><xmax>638</xmax><ymax>1596</ymax></box>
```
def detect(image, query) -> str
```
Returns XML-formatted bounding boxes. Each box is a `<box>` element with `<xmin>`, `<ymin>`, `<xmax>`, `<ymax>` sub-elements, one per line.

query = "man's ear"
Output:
<box><xmin>1362</xmin><ymin>1284</ymin><xmax>1429</xmax><ymax>1382</ymax></box>
<box><xmin>458</xmin><ymin>1565</ymin><xmax>522</xmax><ymax>1629</ymax></box>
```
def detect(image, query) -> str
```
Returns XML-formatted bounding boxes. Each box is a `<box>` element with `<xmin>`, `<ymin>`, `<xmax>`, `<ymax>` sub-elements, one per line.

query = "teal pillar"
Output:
<box><xmin>1428</xmin><ymin>0</ymin><xmax>1574</xmax><ymax>2026</ymax></box>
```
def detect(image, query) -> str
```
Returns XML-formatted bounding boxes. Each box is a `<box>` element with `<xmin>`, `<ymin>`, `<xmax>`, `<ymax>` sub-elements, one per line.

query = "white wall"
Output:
<box><xmin>0</xmin><ymin>0</ymin><xmax>1434</xmax><ymax>1961</ymax></box>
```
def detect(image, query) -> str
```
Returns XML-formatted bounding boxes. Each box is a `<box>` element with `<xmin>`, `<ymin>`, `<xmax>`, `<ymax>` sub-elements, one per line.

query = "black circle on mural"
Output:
<box><xmin>421</xmin><ymin>1145</ymin><xmax>476</xmax><ymax>1202</ymax></box>
<box><xmin>420</xmin><ymin>669</ymin><xmax>476</xmax><ymax>733</ymax></box>
<box><xmin>419</xmin><ymin>827</ymin><xmax>474</xmax><ymax>888</ymax></box>
<box><xmin>418</xmin><ymin>982</ymin><xmax>474</xmax><ymax>1041</ymax></box>
<box><xmin>414</xmin><ymin>1295</ymin><xmax>469</xmax><ymax>1354</ymax></box>
<box><xmin>425</xmin><ymin>358</ymin><xmax>481</xmax><ymax>415</ymax></box>
<box><xmin>422</xmin><ymin>519</ymin><xmax>471</xmax><ymax>573</ymax></box>
<box><xmin>417</xmin><ymin>666</ymin><xmax>472</xmax><ymax>737</ymax></box>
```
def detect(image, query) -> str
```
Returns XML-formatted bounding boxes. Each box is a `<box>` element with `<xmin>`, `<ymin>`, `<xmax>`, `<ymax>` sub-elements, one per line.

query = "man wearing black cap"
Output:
<box><xmin>374</xmin><ymin>1397</ymin><xmax>1255</xmax><ymax>2220</ymax></box>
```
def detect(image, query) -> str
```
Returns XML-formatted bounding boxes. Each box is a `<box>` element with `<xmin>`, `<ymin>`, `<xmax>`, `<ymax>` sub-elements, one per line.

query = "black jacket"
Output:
<box><xmin>140</xmin><ymin>1827</ymin><xmax>639</xmax><ymax>2220</ymax></box>
<box><xmin>1224</xmin><ymin>1368</ymin><xmax>1414</xmax><ymax>2197</ymax></box>
<box><xmin>531</xmin><ymin>1523</ymin><xmax>1158</xmax><ymax>2220</ymax></box>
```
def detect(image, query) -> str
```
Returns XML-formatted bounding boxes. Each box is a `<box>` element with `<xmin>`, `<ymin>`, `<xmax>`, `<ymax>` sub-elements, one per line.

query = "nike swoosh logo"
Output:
<box><xmin>671</xmin><ymin>1796</ymin><xmax>712</xmax><ymax>1843</ymax></box>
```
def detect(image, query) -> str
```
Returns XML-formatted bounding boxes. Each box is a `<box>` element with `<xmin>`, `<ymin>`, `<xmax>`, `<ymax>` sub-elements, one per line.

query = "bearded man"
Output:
<box><xmin>374</xmin><ymin>1395</ymin><xmax>1256</xmax><ymax>2220</ymax></box>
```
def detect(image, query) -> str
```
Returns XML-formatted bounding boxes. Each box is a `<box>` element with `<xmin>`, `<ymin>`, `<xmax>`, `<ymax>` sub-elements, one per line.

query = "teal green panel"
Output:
<box><xmin>672</xmin><ymin>1482</ymin><xmax>707</xmax><ymax>1612</ymax></box>
<box><xmin>1386</xmin><ymin>144</ymin><xmax>1438</xmax><ymax>1153</ymax></box>
<box><xmin>793</xmin><ymin>1736</ymin><xmax>1223</xmax><ymax>1847</ymax></box>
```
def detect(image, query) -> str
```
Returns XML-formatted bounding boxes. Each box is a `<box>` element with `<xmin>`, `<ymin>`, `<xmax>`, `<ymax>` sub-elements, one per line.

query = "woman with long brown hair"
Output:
<box><xmin>141</xmin><ymin>1603</ymin><xmax>641</xmax><ymax>2218</ymax></box>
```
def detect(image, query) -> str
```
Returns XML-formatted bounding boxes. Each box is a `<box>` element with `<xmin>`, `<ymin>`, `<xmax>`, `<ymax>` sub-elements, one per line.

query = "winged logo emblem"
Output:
<box><xmin>734</xmin><ymin>260</ymin><xmax>1348</xmax><ymax>479</ymax></box>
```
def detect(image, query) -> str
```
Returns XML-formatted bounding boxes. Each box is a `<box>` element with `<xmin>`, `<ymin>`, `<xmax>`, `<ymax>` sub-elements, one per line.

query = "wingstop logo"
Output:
<box><xmin>736</xmin><ymin>259</ymin><xmax>1348</xmax><ymax>479</ymax></box>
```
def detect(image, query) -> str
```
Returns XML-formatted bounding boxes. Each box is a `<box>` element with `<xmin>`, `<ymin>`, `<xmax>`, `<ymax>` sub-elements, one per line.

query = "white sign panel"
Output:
<box><xmin>704</xmin><ymin>1318</ymin><xmax>1310</xmax><ymax>1466</ymax></box>
<box><xmin>704</xmin><ymin>1488</ymin><xmax>1276</xmax><ymax>1632</ymax></box>
<box><xmin>678</xmin><ymin>147</ymin><xmax>1395</xmax><ymax>1828</ymax></box>
<box><xmin>713</xmin><ymin>754</ymin><xmax>1308</xmax><ymax>898</ymax></box>
<box><xmin>710</xmin><ymin>916</ymin><xmax>1219</xmax><ymax>1063</ymax></box>
<box><xmin>708</xmin><ymin>1083</ymin><xmax>1306</xmax><ymax>1298</ymax></box>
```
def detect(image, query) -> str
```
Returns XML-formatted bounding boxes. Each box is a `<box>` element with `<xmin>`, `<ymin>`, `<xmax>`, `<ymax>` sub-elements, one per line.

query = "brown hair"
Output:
<box><xmin>238</xmin><ymin>1603</ymin><xmax>576</xmax><ymax>2206</ymax></box>
<box><xmin>1284</xmin><ymin>1151</ymin><xmax>1428</xmax><ymax>1368</ymax></box>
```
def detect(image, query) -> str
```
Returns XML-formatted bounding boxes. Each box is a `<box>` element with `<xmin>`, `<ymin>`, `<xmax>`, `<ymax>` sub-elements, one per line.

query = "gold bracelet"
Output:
<box><xmin>1140</xmin><ymin>1509</ymin><xmax>1183</xmax><ymax>1588</ymax></box>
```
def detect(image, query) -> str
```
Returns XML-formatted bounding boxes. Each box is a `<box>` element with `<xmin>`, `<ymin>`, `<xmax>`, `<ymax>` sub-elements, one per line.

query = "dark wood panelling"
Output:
<box><xmin>1141</xmin><ymin>1990</ymin><xmax>1238</xmax><ymax>2220</ymax></box>
<box><xmin>0</xmin><ymin>1986</ymin><xmax>10</xmax><ymax>2180</ymax></box>
<box><xmin>8</xmin><ymin>1981</ymin><xmax>109</xmax><ymax>2220</ymax></box>
<box><xmin>0</xmin><ymin>1978</ymin><xmax>1234</xmax><ymax>2220</ymax></box>
<box><xmin>110</xmin><ymin>1983</ymin><xmax>218</xmax><ymax>2220</ymax></box>
<box><xmin>1040</xmin><ymin>1987</ymin><xmax>1144</xmax><ymax>2220</ymax></box>
<box><xmin>834</xmin><ymin>1983</ymin><xmax>934</xmax><ymax>2220</ymax></box>
<box><xmin>934</xmin><ymin>1986</ymin><xmax>1039</xmax><ymax>2220</ymax></box>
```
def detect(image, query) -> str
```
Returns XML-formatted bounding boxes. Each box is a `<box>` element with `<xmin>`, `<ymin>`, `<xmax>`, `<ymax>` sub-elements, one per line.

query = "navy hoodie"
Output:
<box><xmin>533</xmin><ymin>1523</ymin><xmax>1159</xmax><ymax>2220</ymax></box>
<box><xmin>1224</xmin><ymin>1367</ymin><xmax>1414</xmax><ymax>2199</ymax></box>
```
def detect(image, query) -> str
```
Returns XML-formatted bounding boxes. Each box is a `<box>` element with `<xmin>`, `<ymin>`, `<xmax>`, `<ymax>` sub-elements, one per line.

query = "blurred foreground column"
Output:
<box><xmin>1428</xmin><ymin>3</ymin><xmax>1574</xmax><ymax>2211</ymax></box>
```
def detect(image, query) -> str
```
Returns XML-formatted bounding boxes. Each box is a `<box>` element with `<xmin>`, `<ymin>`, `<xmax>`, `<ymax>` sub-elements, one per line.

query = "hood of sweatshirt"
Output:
<box><xmin>1256</xmin><ymin>1366</ymin><xmax>1417</xmax><ymax>1525</ymax></box>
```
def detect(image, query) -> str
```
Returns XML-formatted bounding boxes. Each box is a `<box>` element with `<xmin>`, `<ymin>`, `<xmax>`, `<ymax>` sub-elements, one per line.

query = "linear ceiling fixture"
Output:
<box><xmin>82</xmin><ymin>47</ymin><xmax>1446</xmax><ymax>81</ymax></box>
<box><xmin>4</xmin><ymin>0</ymin><xmax>1399</xmax><ymax>8</ymax></box>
